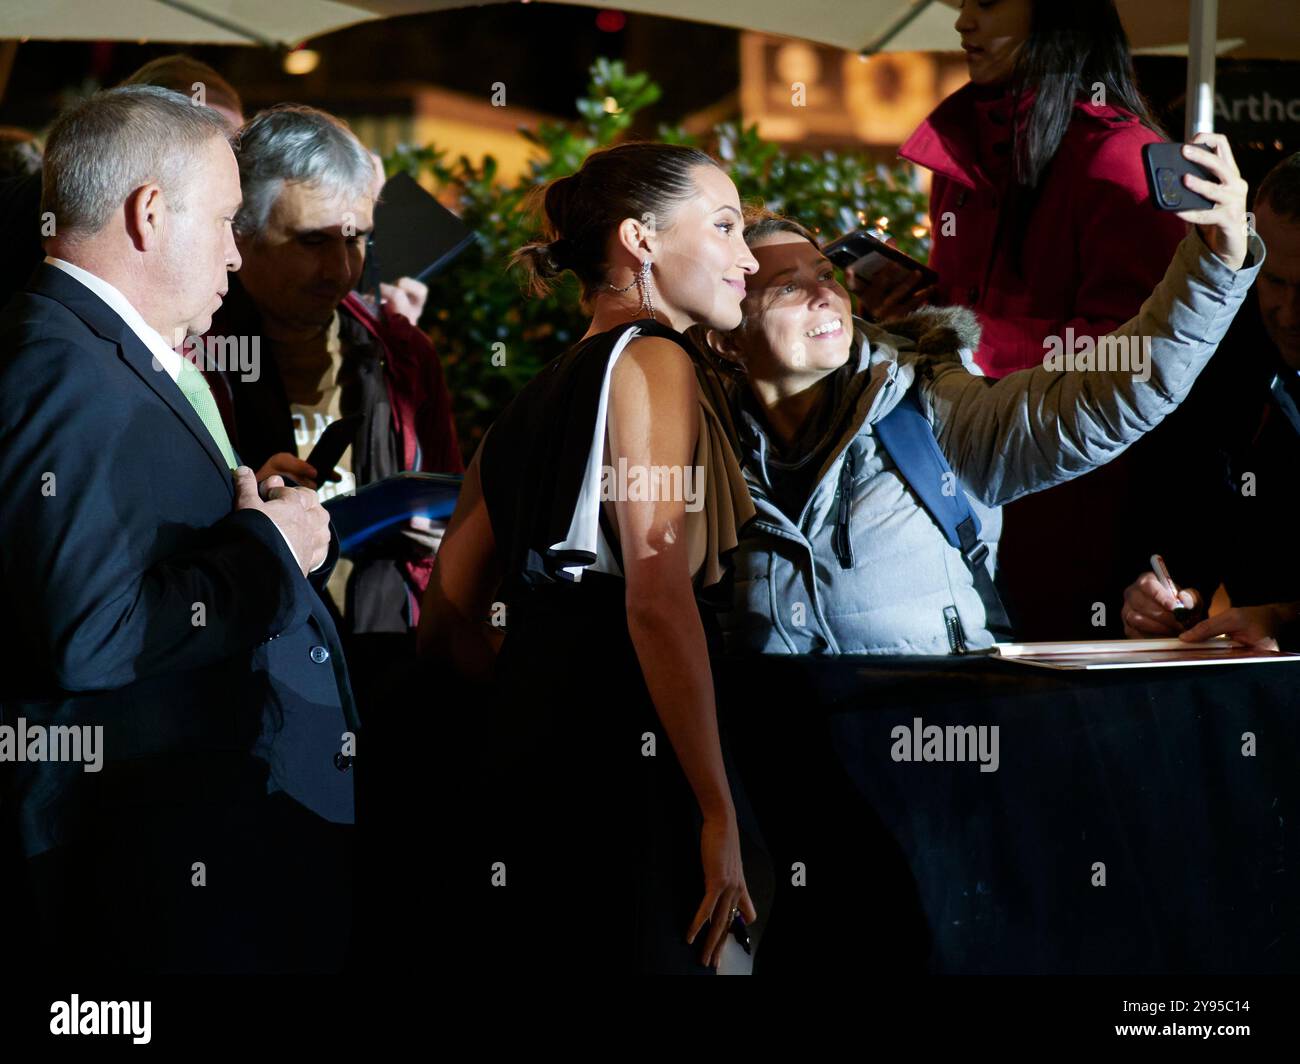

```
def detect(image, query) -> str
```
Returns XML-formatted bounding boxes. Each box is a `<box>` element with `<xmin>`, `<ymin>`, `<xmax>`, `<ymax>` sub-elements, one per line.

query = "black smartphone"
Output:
<box><xmin>1142</xmin><ymin>142</ymin><xmax>1216</xmax><ymax>212</ymax></box>
<box><xmin>305</xmin><ymin>415</ymin><xmax>362</xmax><ymax>482</ymax></box>
<box><xmin>823</xmin><ymin>227</ymin><xmax>939</xmax><ymax>291</ymax></box>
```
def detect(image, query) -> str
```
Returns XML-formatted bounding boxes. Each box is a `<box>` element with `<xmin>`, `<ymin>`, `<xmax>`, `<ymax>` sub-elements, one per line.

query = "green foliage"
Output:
<box><xmin>384</xmin><ymin>58</ymin><xmax>929</xmax><ymax>455</ymax></box>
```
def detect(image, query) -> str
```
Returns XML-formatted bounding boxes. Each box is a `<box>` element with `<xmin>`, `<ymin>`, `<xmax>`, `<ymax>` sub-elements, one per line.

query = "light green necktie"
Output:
<box><xmin>175</xmin><ymin>357</ymin><xmax>239</xmax><ymax>470</ymax></box>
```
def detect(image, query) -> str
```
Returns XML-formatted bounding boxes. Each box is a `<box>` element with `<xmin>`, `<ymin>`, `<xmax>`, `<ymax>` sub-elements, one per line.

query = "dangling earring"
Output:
<box><xmin>607</xmin><ymin>259</ymin><xmax>656</xmax><ymax>322</ymax></box>
<box><xmin>635</xmin><ymin>258</ymin><xmax>655</xmax><ymax>321</ymax></box>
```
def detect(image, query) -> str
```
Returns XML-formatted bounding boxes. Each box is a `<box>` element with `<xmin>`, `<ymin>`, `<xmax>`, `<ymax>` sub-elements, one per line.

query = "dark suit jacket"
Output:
<box><xmin>0</xmin><ymin>263</ymin><xmax>358</xmax><ymax>857</ymax></box>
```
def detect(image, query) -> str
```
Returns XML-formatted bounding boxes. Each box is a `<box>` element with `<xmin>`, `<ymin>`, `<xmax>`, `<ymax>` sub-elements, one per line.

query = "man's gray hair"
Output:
<box><xmin>41</xmin><ymin>84</ymin><xmax>231</xmax><ymax>239</ymax></box>
<box><xmin>233</xmin><ymin>104</ymin><xmax>374</xmax><ymax>239</ymax></box>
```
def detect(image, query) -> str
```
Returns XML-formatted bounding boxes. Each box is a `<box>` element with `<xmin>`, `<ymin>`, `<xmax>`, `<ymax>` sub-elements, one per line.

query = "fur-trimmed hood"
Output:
<box><xmin>876</xmin><ymin>304</ymin><xmax>982</xmax><ymax>357</ymax></box>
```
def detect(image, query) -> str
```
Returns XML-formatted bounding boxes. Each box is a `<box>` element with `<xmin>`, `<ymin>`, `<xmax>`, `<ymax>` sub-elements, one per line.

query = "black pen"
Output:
<box><xmin>1151</xmin><ymin>553</ymin><xmax>1194</xmax><ymax>626</ymax></box>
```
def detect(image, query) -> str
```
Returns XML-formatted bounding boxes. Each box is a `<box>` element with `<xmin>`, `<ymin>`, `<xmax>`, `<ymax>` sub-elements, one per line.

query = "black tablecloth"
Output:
<box><xmin>718</xmin><ymin>654</ymin><xmax>1300</xmax><ymax>973</ymax></box>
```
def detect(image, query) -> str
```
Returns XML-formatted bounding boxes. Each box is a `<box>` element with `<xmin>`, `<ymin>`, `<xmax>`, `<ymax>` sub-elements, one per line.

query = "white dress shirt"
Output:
<box><xmin>45</xmin><ymin>257</ymin><xmax>319</xmax><ymax>573</ymax></box>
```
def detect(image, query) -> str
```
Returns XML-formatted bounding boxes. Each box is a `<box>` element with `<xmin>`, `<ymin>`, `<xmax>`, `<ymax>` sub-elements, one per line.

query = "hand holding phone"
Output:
<box><xmin>824</xmin><ymin>228</ymin><xmax>938</xmax><ymax>320</ymax></box>
<box><xmin>304</xmin><ymin>415</ymin><xmax>362</xmax><ymax>487</ymax></box>
<box><xmin>848</xmin><ymin>259</ymin><xmax>935</xmax><ymax>321</ymax></box>
<box><xmin>256</xmin><ymin>452</ymin><xmax>326</xmax><ymax>492</ymax></box>
<box><xmin>1142</xmin><ymin>141</ymin><xmax>1216</xmax><ymax>212</ymax></box>
<box><xmin>1166</xmin><ymin>133</ymin><xmax>1251</xmax><ymax>270</ymax></box>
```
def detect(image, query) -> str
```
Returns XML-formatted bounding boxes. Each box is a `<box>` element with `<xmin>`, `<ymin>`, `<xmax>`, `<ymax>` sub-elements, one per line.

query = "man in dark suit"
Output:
<box><xmin>0</xmin><ymin>86</ymin><xmax>358</xmax><ymax>973</ymax></box>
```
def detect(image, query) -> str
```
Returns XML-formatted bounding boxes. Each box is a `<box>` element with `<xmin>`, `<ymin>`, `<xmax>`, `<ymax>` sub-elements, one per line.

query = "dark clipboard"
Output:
<box><xmin>365</xmin><ymin>171</ymin><xmax>477</xmax><ymax>286</ymax></box>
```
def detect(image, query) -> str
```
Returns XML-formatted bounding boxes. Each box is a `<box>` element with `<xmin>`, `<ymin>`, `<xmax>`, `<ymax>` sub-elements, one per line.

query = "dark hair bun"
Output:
<box><xmin>548</xmin><ymin>237</ymin><xmax>575</xmax><ymax>269</ymax></box>
<box><xmin>509</xmin><ymin>140</ymin><xmax>721</xmax><ymax>304</ymax></box>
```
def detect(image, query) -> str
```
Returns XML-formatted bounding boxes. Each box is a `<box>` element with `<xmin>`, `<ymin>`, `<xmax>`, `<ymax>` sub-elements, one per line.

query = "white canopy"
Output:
<box><xmin>1</xmin><ymin>0</ymin><xmax>1293</xmax><ymax>135</ymax></box>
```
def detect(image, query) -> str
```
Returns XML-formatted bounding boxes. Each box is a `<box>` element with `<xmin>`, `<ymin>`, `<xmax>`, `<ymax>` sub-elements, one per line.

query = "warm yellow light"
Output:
<box><xmin>603</xmin><ymin>96</ymin><xmax>621</xmax><ymax>114</ymax></box>
<box><xmin>875</xmin><ymin>216</ymin><xmax>889</xmax><ymax>229</ymax></box>
<box><xmin>911</xmin><ymin>225</ymin><xmax>928</xmax><ymax>239</ymax></box>
<box><xmin>283</xmin><ymin>49</ymin><xmax>320</xmax><ymax>76</ymax></box>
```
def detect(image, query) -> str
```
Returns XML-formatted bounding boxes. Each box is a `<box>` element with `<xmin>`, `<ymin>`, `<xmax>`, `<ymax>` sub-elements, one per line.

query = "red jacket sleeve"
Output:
<box><xmin>377</xmin><ymin>304</ymin><xmax>464</xmax><ymax>474</ymax></box>
<box><xmin>372</xmin><ymin>304</ymin><xmax>463</xmax><ymax>619</ymax></box>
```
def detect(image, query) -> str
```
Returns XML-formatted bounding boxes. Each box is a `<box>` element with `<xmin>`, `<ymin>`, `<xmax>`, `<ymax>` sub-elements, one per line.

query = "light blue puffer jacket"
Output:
<box><xmin>718</xmin><ymin>230</ymin><xmax>1265</xmax><ymax>656</ymax></box>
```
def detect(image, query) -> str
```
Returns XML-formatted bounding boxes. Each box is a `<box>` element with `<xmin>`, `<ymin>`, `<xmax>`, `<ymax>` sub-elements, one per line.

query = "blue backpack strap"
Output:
<box><xmin>874</xmin><ymin>388</ymin><xmax>1013</xmax><ymax>643</ymax></box>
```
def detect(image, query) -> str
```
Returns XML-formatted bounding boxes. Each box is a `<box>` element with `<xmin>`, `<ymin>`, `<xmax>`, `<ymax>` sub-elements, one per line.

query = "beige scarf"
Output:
<box><xmin>688</xmin><ymin>353</ymin><xmax>756</xmax><ymax>592</ymax></box>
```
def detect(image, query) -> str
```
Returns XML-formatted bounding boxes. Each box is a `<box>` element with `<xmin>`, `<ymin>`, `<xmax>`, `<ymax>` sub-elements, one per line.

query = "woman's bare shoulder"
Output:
<box><xmin>614</xmin><ymin>334</ymin><xmax>696</xmax><ymax>394</ymax></box>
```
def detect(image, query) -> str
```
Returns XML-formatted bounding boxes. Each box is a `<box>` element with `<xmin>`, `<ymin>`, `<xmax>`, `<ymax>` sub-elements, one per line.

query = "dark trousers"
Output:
<box><xmin>7</xmin><ymin>753</ymin><xmax>353</xmax><ymax>975</ymax></box>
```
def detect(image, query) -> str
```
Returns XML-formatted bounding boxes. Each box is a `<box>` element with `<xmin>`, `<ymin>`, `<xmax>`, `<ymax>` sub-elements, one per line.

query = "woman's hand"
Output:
<box><xmin>1177</xmin><ymin>132</ymin><xmax>1251</xmax><ymax>271</ymax></box>
<box><xmin>843</xmin><ymin>235</ymin><xmax>935</xmax><ymax>321</ymax></box>
<box><xmin>847</xmin><ymin>263</ymin><xmax>934</xmax><ymax>321</ymax></box>
<box><xmin>1180</xmin><ymin>602</ymin><xmax>1299</xmax><ymax>650</ymax></box>
<box><xmin>686</xmin><ymin>810</ymin><xmax>757</xmax><ymax>970</ymax></box>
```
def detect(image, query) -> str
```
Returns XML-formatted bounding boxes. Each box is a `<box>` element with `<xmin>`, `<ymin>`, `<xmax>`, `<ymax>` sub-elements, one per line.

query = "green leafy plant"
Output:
<box><xmin>385</xmin><ymin>58</ymin><xmax>929</xmax><ymax>455</ymax></box>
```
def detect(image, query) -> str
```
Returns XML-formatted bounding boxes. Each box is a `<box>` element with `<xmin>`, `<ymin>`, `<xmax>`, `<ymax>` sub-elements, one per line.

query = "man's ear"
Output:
<box><xmin>124</xmin><ymin>182</ymin><xmax>165</xmax><ymax>253</ymax></box>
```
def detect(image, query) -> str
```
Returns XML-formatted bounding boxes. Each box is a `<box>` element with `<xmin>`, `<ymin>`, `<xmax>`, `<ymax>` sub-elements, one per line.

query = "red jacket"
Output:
<box><xmin>340</xmin><ymin>291</ymin><xmax>463</xmax><ymax>479</ymax></box>
<box><xmin>899</xmin><ymin>83</ymin><xmax>1186</xmax><ymax>378</ymax></box>
<box><xmin>341</xmin><ymin>293</ymin><xmax>464</xmax><ymax>625</ymax></box>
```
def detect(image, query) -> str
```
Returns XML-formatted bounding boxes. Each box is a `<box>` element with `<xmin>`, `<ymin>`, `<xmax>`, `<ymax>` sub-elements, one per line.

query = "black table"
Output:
<box><xmin>718</xmin><ymin>654</ymin><xmax>1300</xmax><ymax>974</ymax></box>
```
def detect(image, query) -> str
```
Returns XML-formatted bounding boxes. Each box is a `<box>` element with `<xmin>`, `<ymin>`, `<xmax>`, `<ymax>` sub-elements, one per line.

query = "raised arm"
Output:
<box><xmin>923</xmin><ymin>134</ymin><xmax>1260</xmax><ymax>507</ymax></box>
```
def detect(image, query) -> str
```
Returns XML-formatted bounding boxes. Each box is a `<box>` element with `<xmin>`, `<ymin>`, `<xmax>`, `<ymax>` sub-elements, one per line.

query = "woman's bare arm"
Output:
<box><xmin>607</xmin><ymin>336</ymin><xmax>733</xmax><ymax>817</ymax></box>
<box><xmin>609</xmin><ymin>334</ymin><xmax>753</xmax><ymax>964</ymax></box>
<box><xmin>416</xmin><ymin>443</ymin><xmax>505</xmax><ymax>678</ymax></box>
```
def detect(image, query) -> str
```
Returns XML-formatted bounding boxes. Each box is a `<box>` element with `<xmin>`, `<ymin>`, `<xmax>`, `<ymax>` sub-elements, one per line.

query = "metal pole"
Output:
<box><xmin>861</xmin><ymin>0</ymin><xmax>939</xmax><ymax>56</ymax></box>
<box><xmin>155</xmin><ymin>0</ymin><xmax>281</xmax><ymax>48</ymax></box>
<box><xmin>1184</xmin><ymin>0</ymin><xmax>1218</xmax><ymax>139</ymax></box>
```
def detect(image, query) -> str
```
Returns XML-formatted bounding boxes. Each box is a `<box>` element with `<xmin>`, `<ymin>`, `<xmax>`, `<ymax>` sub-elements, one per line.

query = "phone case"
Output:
<box><xmin>1142</xmin><ymin>142</ymin><xmax>1215</xmax><ymax>212</ymax></box>
<box><xmin>823</xmin><ymin>229</ymin><xmax>939</xmax><ymax>286</ymax></box>
<box><xmin>306</xmin><ymin>415</ymin><xmax>362</xmax><ymax>475</ymax></box>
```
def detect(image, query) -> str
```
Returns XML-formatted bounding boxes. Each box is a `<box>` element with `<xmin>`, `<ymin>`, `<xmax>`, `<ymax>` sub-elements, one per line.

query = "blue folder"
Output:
<box><xmin>324</xmin><ymin>472</ymin><xmax>462</xmax><ymax>555</ymax></box>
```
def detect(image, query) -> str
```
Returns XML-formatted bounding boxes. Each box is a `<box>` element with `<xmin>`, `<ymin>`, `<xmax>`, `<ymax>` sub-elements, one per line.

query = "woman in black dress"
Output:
<box><xmin>418</xmin><ymin>142</ymin><xmax>762</xmax><ymax>973</ymax></box>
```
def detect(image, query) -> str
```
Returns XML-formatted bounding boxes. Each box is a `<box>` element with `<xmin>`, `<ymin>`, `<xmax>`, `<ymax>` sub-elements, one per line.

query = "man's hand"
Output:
<box><xmin>1178</xmin><ymin>132</ymin><xmax>1251</xmax><ymax>270</ymax></box>
<box><xmin>1180</xmin><ymin>602</ymin><xmax>1299</xmax><ymax>650</ymax></box>
<box><xmin>233</xmin><ymin>466</ymin><xmax>330</xmax><ymax>575</ymax></box>
<box><xmin>256</xmin><ymin>451</ymin><xmax>340</xmax><ymax>492</ymax></box>
<box><xmin>845</xmin><ymin>256</ymin><xmax>934</xmax><ymax>322</ymax></box>
<box><xmin>1122</xmin><ymin>571</ymin><xmax>1202</xmax><ymax>637</ymax></box>
<box><xmin>380</xmin><ymin>277</ymin><xmax>428</xmax><ymax>327</ymax></box>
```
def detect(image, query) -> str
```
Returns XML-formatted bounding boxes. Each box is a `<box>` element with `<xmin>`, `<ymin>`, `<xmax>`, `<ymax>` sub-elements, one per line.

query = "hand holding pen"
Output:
<box><xmin>1121</xmin><ymin>554</ymin><xmax>1203</xmax><ymax>638</ymax></box>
